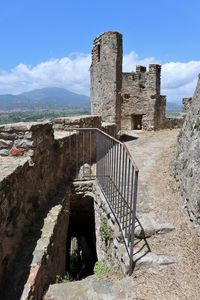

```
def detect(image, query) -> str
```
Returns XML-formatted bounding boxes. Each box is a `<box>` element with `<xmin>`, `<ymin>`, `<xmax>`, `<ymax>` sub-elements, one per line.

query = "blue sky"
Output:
<box><xmin>0</xmin><ymin>0</ymin><xmax>200</xmax><ymax>101</ymax></box>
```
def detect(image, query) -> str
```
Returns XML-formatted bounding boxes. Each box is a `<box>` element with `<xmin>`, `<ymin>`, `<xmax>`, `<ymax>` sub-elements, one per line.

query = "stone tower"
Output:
<box><xmin>90</xmin><ymin>31</ymin><xmax>166</xmax><ymax>131</ymax></box>
<box><xmin>90</xmin><ymin>32</ymin><xmax>122</xmax><ymax>130</ymax></box>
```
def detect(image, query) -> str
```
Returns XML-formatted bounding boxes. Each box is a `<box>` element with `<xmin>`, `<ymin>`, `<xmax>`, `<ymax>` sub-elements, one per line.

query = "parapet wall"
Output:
<box><xmin>0</xmin><ymin>122</ymin><xmax>68</xmax><ymax>294</ymax></box>
<box><xmin>54</xmin><ymin>115</ymin><xmax>102</xmax><ymax>130</ymax></box>
<box><xmin>163</xmin><ymin>116</ymin><xmax>184</xmax><ymax>129</ymax></box>
<box><xmin>53</xmin><ymin>114</ymin><xmax>117</xmax><ymax>137</ymax></box>
<box><xmin>0</xmin><ymin>121</ymin><xmax>52</xmax><ymax>158</ymax></box>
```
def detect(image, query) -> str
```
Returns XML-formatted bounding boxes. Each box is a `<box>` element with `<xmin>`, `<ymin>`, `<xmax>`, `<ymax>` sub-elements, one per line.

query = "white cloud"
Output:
<box><xmin>0</xmin><ymin>52</ymin><xmax>200</xmax><ymax>102</ymax></box>
<box><xmin>122</xmin><ymin>53</ymin><xmax>200</xmax><ymax>102</ymax></box>
<box><xmin>123</xmin><ymin>51</ymin><xmax>159</xmax><ymax>72</ymax></box>
<box><xmin>0</xmin><ymin>54</ymin><xmax>91</xmax><ymax>95</ymax></box>
<box><xmin>161</xmin><ymin>61</ymin><xmax>200</xmax><ymax>102</ymax></box>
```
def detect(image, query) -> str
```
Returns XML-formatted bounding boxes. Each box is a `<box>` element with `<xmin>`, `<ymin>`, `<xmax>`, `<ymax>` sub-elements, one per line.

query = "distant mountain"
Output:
<box><xmin>166</xmin><ymin>101</ymin><xmax>182</xmax><ymax>112</ymax></box>
<box><xmin>0</xmin><ymin>88</ymin><xmax>182</xmax><ymax>114</ymax></box>
<box><xmin>0</xmin><ymin>87</ymin><xmax>90</xmax><ymax>111</ymax></box>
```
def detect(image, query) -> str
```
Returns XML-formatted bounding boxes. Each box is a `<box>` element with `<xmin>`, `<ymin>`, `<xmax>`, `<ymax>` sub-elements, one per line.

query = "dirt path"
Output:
<box><xmin>125</xmin><ymin>129</ymin><xmax>200</xmax><ymax>300</ymax></box>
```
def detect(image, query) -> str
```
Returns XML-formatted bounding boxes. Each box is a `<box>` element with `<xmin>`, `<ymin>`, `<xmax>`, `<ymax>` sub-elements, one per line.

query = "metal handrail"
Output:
<box><xmin>66</xmin><ymin>128</ymin><xmax>139</xmax><ymax>275</ymax></box>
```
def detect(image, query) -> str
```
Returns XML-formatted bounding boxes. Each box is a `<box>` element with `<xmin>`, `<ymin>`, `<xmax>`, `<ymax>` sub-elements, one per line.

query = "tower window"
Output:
<box><xmin>97</xmin><ymin>44</ymin><xmax>101</xmax><ymax>62</ymax></box>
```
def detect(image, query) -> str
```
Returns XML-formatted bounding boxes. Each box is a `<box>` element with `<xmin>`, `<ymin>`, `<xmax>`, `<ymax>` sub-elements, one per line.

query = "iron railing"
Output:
<box><xmin>67</xmin><ymin>128</ymin><xmax>139</xmax><ymax>274</ymax></box>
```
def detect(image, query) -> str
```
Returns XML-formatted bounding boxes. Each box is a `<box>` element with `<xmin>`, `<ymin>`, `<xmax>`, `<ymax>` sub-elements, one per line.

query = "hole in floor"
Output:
<box><xmin>66</xmin><ymin>194</ymin><xmax>97</xmax><ymax>280</ymax></box>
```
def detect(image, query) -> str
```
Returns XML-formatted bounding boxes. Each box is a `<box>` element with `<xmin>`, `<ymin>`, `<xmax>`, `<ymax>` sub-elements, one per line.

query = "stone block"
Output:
<box><xmin>10</xmin><ymin>147</ymin><xmax>25</xmax><ymax>157</ymax></box>
<box><xmin>0</xmin><ymin>133</ymin><xmax>18</xmax><ymax>140</ymax></box>
<box><xmin>0</xmin><ymin>139</ymin><xmax>13</xmax><ymax>149</ymax></box>
<box><xmin>0</xmin><ymin>149</ymin><xmax>9</xmax><ymax>156</ymax></box>
<box><xmin>14</xmin><ymin>139</ymin><xmax>33</xmax><ymax>149</ymax></box>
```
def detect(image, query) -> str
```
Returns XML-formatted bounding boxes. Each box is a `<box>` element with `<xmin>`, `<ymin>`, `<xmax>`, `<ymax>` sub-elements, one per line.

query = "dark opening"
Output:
<box><xmin>66</xmin><ymin>195</ymin><xmax>97</xmax><ymax>280</ymax></box>
<box><xmin>131</xmin><ymin>114</ymin><xmax>143</xmax><ymax>130</ymax></box>
<box><xmin>97</xmin><ymin>44</ymin><xmax>101</xmax><ymax>62</ymax></box>
<box><xmin>119</xmin><ymin>134</ymin><xmax>139</xmax><ymax>142</ymax></box>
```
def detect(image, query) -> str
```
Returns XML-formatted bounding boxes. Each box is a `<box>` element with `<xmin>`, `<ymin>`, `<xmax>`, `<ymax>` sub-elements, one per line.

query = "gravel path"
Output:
<box><xmin>125</xmin><ymin>129</ymin><xmax>200</xmax><ymax>300</ymax></box>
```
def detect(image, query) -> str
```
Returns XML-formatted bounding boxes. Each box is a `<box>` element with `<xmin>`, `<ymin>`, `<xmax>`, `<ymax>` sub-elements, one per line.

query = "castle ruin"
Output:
<box><xmin>90</xmin><ymin>31</ymin><xmax>167</xmax><ymax>131</ymax></box>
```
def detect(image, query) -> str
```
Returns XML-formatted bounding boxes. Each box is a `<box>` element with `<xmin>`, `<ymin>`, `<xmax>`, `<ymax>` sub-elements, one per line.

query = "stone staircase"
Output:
<box><xmin>44</xmin><ymin>275</ymin><xmax>136</xmax><ymax>300</ymax></box>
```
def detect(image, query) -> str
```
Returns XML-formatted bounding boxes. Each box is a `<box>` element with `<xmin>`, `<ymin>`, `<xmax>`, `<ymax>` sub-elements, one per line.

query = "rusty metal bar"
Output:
<box><xmin>129</xmin><ymin>168</ymin><xmax>138</xmax><ymax>275</ymax></box>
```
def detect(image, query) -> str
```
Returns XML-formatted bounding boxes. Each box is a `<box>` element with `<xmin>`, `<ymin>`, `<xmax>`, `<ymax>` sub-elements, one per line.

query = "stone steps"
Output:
<box><xmin>44</xmin><ymin>275</ymin><xmax>135</xmax><ymax>300</ymax></box>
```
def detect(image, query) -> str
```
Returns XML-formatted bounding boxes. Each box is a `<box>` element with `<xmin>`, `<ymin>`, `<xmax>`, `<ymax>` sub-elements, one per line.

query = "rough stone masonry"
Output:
<box><xmin>174</xmin><ymin>75</ymin><xmax>200</xmax><ymax>230</ymax></box>
<box><xmin>90</xmin><ymin>31</ymin><xmax>166</xmax><ymax>131</ymax></box>
<box><xmin>90</xmin><ymin>31</ymin><xmax>184</xmax><ymax>131</ymax></box>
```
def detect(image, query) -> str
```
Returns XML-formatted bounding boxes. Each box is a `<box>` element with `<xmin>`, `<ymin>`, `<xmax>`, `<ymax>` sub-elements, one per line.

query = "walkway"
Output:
<box><xmin>125</xmin><ymin>129</ymin><xmax>200</xmax><ymax>300</ymax></box>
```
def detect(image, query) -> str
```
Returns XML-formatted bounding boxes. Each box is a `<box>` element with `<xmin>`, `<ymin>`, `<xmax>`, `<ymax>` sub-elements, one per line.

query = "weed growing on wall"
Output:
<box><xmin>93</xmin><ymin>261</ymin><xmax>114</xmax><ymax>277</ymax></box>
<box><xmin>55</xmin><ymin>274</ymin><xmax>70</xmax><ymax>283</ymax></box>
<box><xmin>100</xmin><ymin>217</ymin><xmax>112</xmax><ymax>243</ymax></box>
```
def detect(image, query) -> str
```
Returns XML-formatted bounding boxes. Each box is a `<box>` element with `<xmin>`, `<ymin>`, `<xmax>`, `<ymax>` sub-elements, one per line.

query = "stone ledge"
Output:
<box><xmin>54</xmin><ymin>115</ymin><xmax>101</xmax><ymax>130</ymax></box>
<box><xmin>0</xmin><ymin>156</ymin><xmax>30</xmax><ymax>185</ymax></box>
<box><xmin>0</xmin><ymin>121</ymin><xmax>51</xmax><ymax>132</ymax></box>
<box><xmin>20</xmin><ymin>197</ymin><xmax>69</xmax><ymax>300</ymax></box>
<box><xmin>0</xmin><ymin>121</ymin><xmax>53</xmax><ymax>157</ymax></box>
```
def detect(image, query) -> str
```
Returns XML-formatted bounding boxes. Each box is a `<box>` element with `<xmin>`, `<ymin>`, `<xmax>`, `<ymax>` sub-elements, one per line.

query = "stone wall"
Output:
<box><xmin>90</xmin><ymin>32</ymin><xmax>122</xmax><ymax>130</ymax></box>
<box><xmin>53</xmin><ymin>114</ymin><xmax>117</xmax><ymax>138</ymax></box>
<box><xmin>121</xmin><ymin>65</ymin><xmax>166</xmax><ymax>130</ymax></box>
<box><xmin>163</xmin><ymin>116</ymin><xmax>184</xmax><ymax>129</ymax></box>
<box><xmin>0</xmin><ymin>120</ymin><xmax>99</xmax><ymax>296</ymax></box>
<box><xmin>20</xmin><ymin>196</ymin><xmax>70</xmax><ymax>300</ymax></box>
<box><xmin>54</xmin><ymin>115</ymin><xmax>102</xmax><ymax>131</ymax></box>
<box><xmin>0</xmin><ymin>121</ymin><xmax>51</xmax><ymax>157</ymax></box>
<box><xmin>94</xmin><ymin>183</ymin><xmax>130</xmax><ymax>274</ymax></box>
<box><xmin>0</xmin><ymin>124</ymin><xmax>72</xmax><ymax>292</ymax></box>
<box><xmin>174</xmin><ymin>75</ymin><xmax>200</xmax><ymax>231</ymax></box>
<box><xmin>71</xmin><ymin>181</ymin><xmax>128</xmax><ymax>274</ymax></box>
<box><xmin>182</xmin><ymin>97</ymin><xmax>192</xmax><ymax>113</ymax></box>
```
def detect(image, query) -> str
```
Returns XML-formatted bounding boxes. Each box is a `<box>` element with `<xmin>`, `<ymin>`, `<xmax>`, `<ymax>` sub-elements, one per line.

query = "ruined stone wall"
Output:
<box><xmin>93</xmin><ymin>183</ymin><xmax>130</xmax><ymax>274</ymax></box>
<box><xmin>164</xmin><ymin>116</ymin><xmax>184</xmax><ymax>129</ymax></box>
<box><xmin>159</xmin><ymin>95</ymin><xmax>167</xmax><ymax>128</ymax></box>
<box><xmin>182</xmin><ymin>97</ymin><xmax>192</xmax><ymax>113</ymax></box>
<box><xmin>90</xmin><ymin>32</ymin><xmax>168</xmax><ymax>131</ymax></box>
<box><xmin>20</xmin><ymin>197</ymin><xmax>70</xmax><ymax>300</ymax></box>
<box><xmin>90</xmin><ymin>32</ymin><xmax>122</xmax><ymax>130</ymax></box>
<box><xmin>174</xmin><ymin>75</ymin><xmax>200</xmax><ymax>231</ymax></box>
<box><xmin>121</xmin><ymin>70</ymin><xmax>147</xmax><ymax>130</ymax></box>
<box><xmin>54</xmin><ymin>115</ymin><xmax>102</xmax><ymax>131</ymax></box>
<box><xmin>71</xmin><ymin>181</ymin><xmax>128</xmax><ymax>274</ymax></box>
<box><xmin>0</xmin><ymin>123</ymin><xmax>70</xmax><ymax>292</ymax></box>
<box><xmin>53</xmin><ymin>115</ymin><xmax>117</xmax><ymax>138</ymax></box>
<box><xmin>0</xmin><ymin>121</ymin><xmax>99</xmax><ymax>295</ymax></box>
<box><xmin>0</xmin><ymin>121</ymin><xmax>46</xmax><ymax>158</ymax></box>
<box><xmin>121</xmin><ymin>64</ymin><xmax>166</xmax><ymax>130</ymax></box>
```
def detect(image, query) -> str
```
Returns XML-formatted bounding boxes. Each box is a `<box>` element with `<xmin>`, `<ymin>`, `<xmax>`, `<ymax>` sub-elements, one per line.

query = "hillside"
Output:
<box><xmin>0</xmin><ymin>87</ymin><xmax>90</xmax><ymax>111</ymax></box>
<box><xmin>0</xmin><ymin>87</ymin><xmax>181</xmax><ymax>113</ymax></box>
